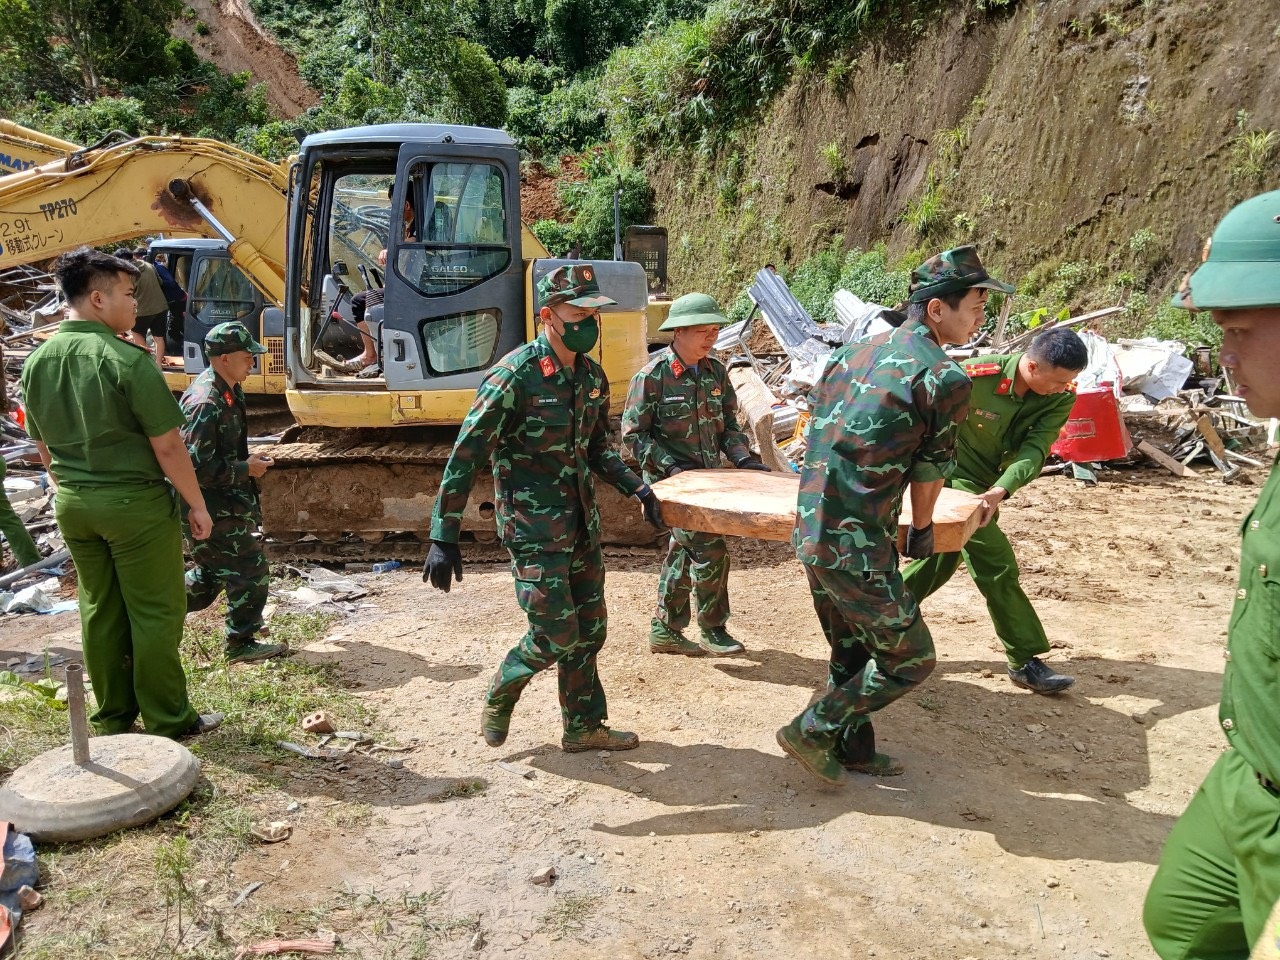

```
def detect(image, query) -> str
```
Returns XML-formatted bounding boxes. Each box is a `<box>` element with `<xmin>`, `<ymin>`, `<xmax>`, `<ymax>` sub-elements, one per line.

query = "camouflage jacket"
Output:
<box><xmin>179</xmin><ymin>366</ymin><xmax>258</xmax><ymax>518</ymax></box>
<box><xmin>429</xmin><ymin>332</ymin><xmax>646</xmax><ymax>551</ymax></box>
<box><xmin>620</xmin><ymin>348</ymin><xmax>752</xmax><ymax>484</ymax></box>
<box><xmin>957</xmin><ymin>353</ymin><xmax>1075</xmax><ymax>496</ymax></box>
<box><xmin>794</xmin><ymin>318</ymin><xmax>972</xmax><ymax>572</ymax></box>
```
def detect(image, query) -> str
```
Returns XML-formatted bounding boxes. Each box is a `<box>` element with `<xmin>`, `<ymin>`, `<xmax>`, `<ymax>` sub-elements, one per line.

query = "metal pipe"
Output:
<box><xmin>65</xmin><ymin>663</ymin><xmax>90</xmax><ymax>765</ymax></box>
<box><xmin>0</xmin><ymin>547</ymin><xmax>70</xmax><ymax>589</ymax></box>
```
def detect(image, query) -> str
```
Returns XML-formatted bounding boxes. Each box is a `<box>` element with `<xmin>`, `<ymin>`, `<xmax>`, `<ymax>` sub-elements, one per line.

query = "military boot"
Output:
<box><xmin>699</xmin><ymin>626</ymin><xmax>745</xmax><ymax>656</ymax></box>
<box><xmin>833</xmin><ymin>719</ymin><xmax>904</xmax><ymax>776</ymax></box>
<box><xmin>1007</xmin><ymin>657</ymin><xmax>1074</xmax><ymax>694</ymax></box>
<box><xmin>775</xmin><ymin>721</ymin><xmax>842</xmax><ymax>785</ymax></box>
<box><xmin>649</xmin><ymin>620</ymin><xmax>705</xmax><ymax>656</ymax></box>
<box><xmin>226</xmin><ymin>639</ymin><xmax>288</xmax><ymax>664</ymax></box>
<box><xmin>480</xmin><ymin>702</ymin><xmax>513</xmax><ymax>748</ymax></box>
<box><xmin>562</xmin><ymin>725</ymin><xmax>640</xmax><ymax>753</ymax></box>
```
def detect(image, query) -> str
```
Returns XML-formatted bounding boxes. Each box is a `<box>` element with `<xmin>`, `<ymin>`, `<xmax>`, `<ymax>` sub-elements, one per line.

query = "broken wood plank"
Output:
<box><xmin>1137</xmin><ymin>440</ymin><xmax>1199</xmax><ymax>478</ymax></box>
<box><xmin>650</xmin><ymin>469</ymin><xmax>985</xmax><ymax>552</ymax></box>
<box><xmin>727</xmin><ymin>366</ymin><xmax>791</xmax><ymax>473</ymax></box>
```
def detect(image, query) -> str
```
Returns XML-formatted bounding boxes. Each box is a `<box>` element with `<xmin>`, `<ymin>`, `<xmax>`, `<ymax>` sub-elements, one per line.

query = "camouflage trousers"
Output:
<box><xmin>794</xmin><ymin>562</ymin><xmax>936</xmax><ymax>761</ymax></box>
<box><xmin>487</xmin><ymin>536</ymin><xmax>609</xmax><ymax>735</ymax></box>
<box><xmin>185</xmin><ymin>513</ymin><xmax>269</xmax><ymax>645</ymax></box>
<box><xmin>655</xmin><ymin>527</ymin><xmax>730</xmax><ymax>631</ymax></box>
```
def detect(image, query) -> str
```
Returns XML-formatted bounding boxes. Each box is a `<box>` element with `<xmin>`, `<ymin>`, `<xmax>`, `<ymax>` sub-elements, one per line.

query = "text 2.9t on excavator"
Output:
<box><xmin>0</xmin><ymin>123</ymin><xmax>657</xmax><ymax>549</ymax></box>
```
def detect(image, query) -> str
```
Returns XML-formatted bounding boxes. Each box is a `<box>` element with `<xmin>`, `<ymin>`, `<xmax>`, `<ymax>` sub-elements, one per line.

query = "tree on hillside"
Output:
<box><xmin>0</xmin><ymin>0</ymin><xmax>182</xmax><ymax>102</ymax></box>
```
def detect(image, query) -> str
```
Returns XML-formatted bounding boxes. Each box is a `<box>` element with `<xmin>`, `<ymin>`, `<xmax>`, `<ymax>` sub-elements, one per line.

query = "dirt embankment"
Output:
<box><xmin>651</xmin><ymin>0</ymin><xmax>1280</xmax><ymax>304</ymax></box>
<box><xmin>172</xmin><ymin>0</ymin><xmax>319</xmax><ymax>118</ymax></box>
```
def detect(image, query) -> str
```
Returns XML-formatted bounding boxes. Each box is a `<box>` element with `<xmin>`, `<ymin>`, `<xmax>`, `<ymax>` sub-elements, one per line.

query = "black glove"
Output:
<box><xmin>636</xmin><ymin>485</ymin><xmax>665</xmax><ymax>530</ymax></box>
<box><xmin>903</xmin><ymin>523</ymin><xmax>934</xmax><ymax>560</ymax></box>
<box><xmin>666</xmin><ymin>465</ymin><xmax>684</xmax><ymax>478</ymax></box>
<box><xmin>735</xmin><ymin>457</ymin><xmax>771</xmax><ymax>472</ymax></box>
<box><xmin>423</xmin><ymin>540</ymin><xmax>463</xmax><ymax>592</ymax></box>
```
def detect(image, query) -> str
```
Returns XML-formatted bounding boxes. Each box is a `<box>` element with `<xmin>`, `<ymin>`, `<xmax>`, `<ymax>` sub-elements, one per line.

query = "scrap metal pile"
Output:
<box><xmin>712</xmin><ymin>268</ymin><xmax>1275</xmax><ymax>479</ymax></box>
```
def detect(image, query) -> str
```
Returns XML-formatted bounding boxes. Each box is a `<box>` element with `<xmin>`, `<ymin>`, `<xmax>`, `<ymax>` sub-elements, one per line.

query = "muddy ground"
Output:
<box><xmin>4</xmin><ymin>461</ymin><xmax>1261</xmax><ymax>959</ymax></box>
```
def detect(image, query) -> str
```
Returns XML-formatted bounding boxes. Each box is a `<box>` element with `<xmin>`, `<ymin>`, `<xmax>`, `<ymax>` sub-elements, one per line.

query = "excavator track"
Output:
<box><xmin>258</xmin><ymin>426</ymin><xmax>663</xmax><ymax>551</ymax></box>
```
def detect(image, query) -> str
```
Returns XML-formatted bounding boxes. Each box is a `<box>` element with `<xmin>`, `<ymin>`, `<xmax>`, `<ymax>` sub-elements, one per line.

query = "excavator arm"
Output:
<box><xmin>0</xmin><ymin>121</ymin><xmax>79</xmax><ymax>175</ymax></box>
<box><xmin>0</xmin><ymin>135</ymin><xmax>288</xmax><ymax>305</ymax></box>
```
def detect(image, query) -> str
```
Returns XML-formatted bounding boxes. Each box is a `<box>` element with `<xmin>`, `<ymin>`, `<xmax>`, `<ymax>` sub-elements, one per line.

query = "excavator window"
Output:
<box><xmin>421</xmin><ymin>309</ymin><xmax>500</xmax><ymax>375</ymax></box>
<box><xmin>394</xmin><ymin>161</ymin><xmax>509</xmax><ymax>298</ymax></box>
<box><xmin>189</xmin><ymin>257</ymin><xmax>256</xmax><ymax>325</ymax></box>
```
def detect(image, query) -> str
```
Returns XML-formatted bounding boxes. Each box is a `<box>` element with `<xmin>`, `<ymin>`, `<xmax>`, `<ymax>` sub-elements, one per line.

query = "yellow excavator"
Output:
<box><xmin>0</xmin><ymin>123</ymin><xmax>655</xmax><ymax>549</ymax></box>
<box><xmin>0</xmin><ymin>121</ymin><xmax>79</xmax><ymax>175</ymax></box>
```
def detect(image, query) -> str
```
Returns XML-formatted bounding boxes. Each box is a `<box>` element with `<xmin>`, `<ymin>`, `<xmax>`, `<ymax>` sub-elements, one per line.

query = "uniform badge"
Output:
<box><xmin>711</xmin><ymin>387</ymin><xmax>721</xmax><ymax>397</ymax></box>
<box><xmin>539</xmin><ymin>356</ymin><xmax>556</xmax><ymax>378</ymax></box>
<box><xmin>671</xmin><ymin>359</ymin><xmax>684</xmax><ymax>377</ymax></box>
<box><xmin>996</xmin><ymin>378</ymin><xmax>1013</xmax><ymax>395</ymax></box>
<box><xmin>589</xmin><ymin>387</ymin><xmax>600</xmax><ymax>399</ymax></box>
<box><xmin>582</xmin><ymin>267</ymin><xmax>594</xmax><ymax>281</ymax></box>
<box><xmin>222</xmin><ymin>391</ymin><xmax>234</xmax><ymax>405</ymax></box>
<box><xmin>963</xmin><ymin>362</ymin><xmax>1002</xmax><ymax>377</ymax></box>
<box><xmin>1066</xmin><ymin>381</ymin><xmax>1078</xmax><ymax>393</ymax></box>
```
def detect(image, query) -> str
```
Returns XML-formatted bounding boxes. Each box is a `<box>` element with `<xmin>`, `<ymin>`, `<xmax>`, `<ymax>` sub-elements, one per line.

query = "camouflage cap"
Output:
<box><xmin>908</xmin><ymin>245</ymin><xmax>1015</xmax><ymax>303</ymax></box>
<box><xmin>536</xmin><ymin>263</ymin><xmax>617</xmax><ymax>310</ymax></box>
<box><xmin>205</xmin><ymin>321</ymin><xmax>267</xmax><ymax>357</ymax></box>
<box><xmin>659</xmin><ymin>292</ymin><xmax>729</xmax><ymax>331</ymax></box>
<box><xmin>1172</xmin><ymin>189</ymin><xmax>1280</xmax><ymax>310</ymax></box>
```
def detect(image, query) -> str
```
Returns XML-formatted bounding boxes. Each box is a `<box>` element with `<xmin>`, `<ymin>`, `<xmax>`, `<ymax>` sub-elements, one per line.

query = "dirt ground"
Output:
<box><xmin>4</xmin><ymin>461</ymin><xmax>1261</xmax><ymax>959</ymax></box>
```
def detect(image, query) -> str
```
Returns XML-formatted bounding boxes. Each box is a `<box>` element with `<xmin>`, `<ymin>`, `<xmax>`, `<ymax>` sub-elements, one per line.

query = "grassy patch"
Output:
<box><xmin>4</xmin><ymin>610</ymin><xmax>446</xmax><ymax>959</ymax></box>
<box><xmin>539</xmin><ymin>892</ymin><xmax>602</xmax><ymax>939</ymax></box>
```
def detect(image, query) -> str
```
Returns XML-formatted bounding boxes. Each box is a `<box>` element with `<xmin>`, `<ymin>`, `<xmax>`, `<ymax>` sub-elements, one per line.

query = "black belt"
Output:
<box><xmin>1259</xmin><ymin>772</ymin><xmax>1280</xmax><ymax>796</ymax></box>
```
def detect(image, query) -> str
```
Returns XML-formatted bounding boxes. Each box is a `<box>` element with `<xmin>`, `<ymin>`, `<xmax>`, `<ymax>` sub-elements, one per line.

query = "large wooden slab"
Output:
<box><xmin>651</xmin><ymin>469</ymin><xmax>985</xmax><ymax>552</ymax></box>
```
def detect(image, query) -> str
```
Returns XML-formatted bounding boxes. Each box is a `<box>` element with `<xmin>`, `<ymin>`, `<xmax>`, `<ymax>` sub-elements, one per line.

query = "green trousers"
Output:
<box><xmin>56</xmin><ymin>483</ymin><xmax>198</xmax><ymax>737</ymax></box>
<box><xmin>487</xmin><ymin>535</ymin><xmax>609</xmax><ymax>735</ymax></box>
<box><xmin>797</xmin><ymin>563</ymin><xmax>936</xmax><ymax>759</ymax></box>
<box><xmin>0</xmin><ymin>459</ymin><xmax>40</xmax><ymax>569</ymax></box>
<box><xmin>185</xmin><ymin>512</ymin><xmax>269</xmax><ymax>645</ymax></box>
<box><xmin>1145</xmin><ymin>749</ymin><xmax>1280</xmax><ymax>959</ymax></box>
<box><xmin>655</xmin><ymin>527</ymin><xmax>730</xmax><ymax>631</ymax></box>
<box><xmin>901</xmin><ymin>478</ymin><xmax>1048</xmax><ymax>669</ymax></box>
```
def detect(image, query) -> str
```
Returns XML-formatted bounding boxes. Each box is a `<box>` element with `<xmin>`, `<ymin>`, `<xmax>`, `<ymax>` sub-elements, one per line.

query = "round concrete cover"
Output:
<box><xmin>0</xmin><ymin>734</ymin><xmax>200</xmax><ymax>843</ymax></box>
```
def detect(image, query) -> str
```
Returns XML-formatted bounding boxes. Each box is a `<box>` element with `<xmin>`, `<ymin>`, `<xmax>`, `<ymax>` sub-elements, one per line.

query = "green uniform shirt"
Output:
<box><xmin>179</xmin><ymin>366</ymin><xmax>257</xmax><ymax>518</ymax></box>
<box><xmin>1220</xmin><ymin>455</ymin><xmax>1280</xmax><ymax>786</ymax></box>
<box><xmin>20</xmin><ymin>320</ymin><xmax>184</xmax><ymax>489</ymax></box>
<box><xmin>794</xmin><ymin>318</ymin><xmax>972</xmax><ymax>572</ymax></box>
<box><xmin>957</xmin><ymin>353</ymin><xmax>1076</xmax><ymax>495</ymax></box>
<box><xmin>429</xmin><ymin>332</ymin><xmax>645</xmax><ymax>551</ymax></box>
<box><xmin>620</xmin><ymin>347</ymin><xmax>752</xmax><ymax>484</ymax></box>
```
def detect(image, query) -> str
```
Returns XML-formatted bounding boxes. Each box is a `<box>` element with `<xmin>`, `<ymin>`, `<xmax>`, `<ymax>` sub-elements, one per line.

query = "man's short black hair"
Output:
<box><xmin>55</xmin><ymin>247</ymin><xmax>139</xmax><ymax>302</ymax></box>
<box><xmin>905</xmin><ymin>288</ymin><xmax>969</xmax><ymax>325</ymax></box>
<box><xmin>1027</xmin><ymin>327</ymin><xmax>1089</xmax><ymax>372</ymax></box>
<box><xmin>133</xmin><ymin>247</ymin><xmax>148</xmax><ymax>258</ymax></box>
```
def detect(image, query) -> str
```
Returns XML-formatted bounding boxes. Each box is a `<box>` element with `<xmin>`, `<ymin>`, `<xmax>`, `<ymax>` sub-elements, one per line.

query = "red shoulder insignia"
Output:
<box><xmin>995</xmin><ymin>378</ymin><xmax>1013</xmax><ymax>396</ymax></box>
<box><xmin>670</xmin><ymin>358</ymin><xmax>685</xmax><ymax>378</ymax></box>
<box><xmin>222</xmin><ymin>390</ymin><xmax>234</xmax><ymax>406</ymax></box>
<box><xmin>539</xmin><ymin>356</ymin><xmax>556</xmax><ymax>378</ymax></box>
<box><xmin>963</xmin><ymin>362</ymin><xmax>1002</xmax><ymax>377</ymax></box>
<box><xmin>1066</xmin><ymin>381</ymin><xmax>1078</xmax><ymax>393</ymax></box>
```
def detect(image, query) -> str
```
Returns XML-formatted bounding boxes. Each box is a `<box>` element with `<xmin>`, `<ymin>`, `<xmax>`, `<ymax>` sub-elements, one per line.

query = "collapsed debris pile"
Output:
<box><xmin>713</xmin><ymin>268</ymin><xmax>1276</xmax><ymax>478</ymax></box>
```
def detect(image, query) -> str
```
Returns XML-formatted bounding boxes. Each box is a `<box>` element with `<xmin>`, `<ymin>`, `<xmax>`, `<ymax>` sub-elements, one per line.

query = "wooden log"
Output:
<box><xmin>727</xmin><ymin>366</ymin><xmax>792</xmax><ymax>473</ymax></box>
<box><xmin>650</xmin><ymin>468</ymin><xmax>985</xmax><ymax>552</ymax></box>
<box><xmin>1137</xmin><ymin>439</ymin><xmax>1199</xmax><ymax>478</ymax></box>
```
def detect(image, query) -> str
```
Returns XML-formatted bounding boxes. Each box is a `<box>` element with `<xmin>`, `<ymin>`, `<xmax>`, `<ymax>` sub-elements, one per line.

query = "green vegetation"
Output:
<box><xmin>1230</xmin><ymin>111</ymin><xmax>1279</xmax><ymax>186</ymax></box>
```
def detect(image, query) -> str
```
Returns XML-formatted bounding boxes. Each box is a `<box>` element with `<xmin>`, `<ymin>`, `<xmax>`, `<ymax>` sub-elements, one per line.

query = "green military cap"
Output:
<box><xmin>659</xmin><ymin>292</ymin><xmax>730</xmax><ymax>331</ymax></box>
<box><xmin>1172</xmin><ymin>189</ymin><xmax>1280</xmax><ymax>310</ymax></box>
<box><xmin>536</xmin><ymin>263</ymin><xmax>617</xmax><ymax>310</ymax></box>
<box><xmin>205</xmin><ymin>321</ymin><xmax>267</xmax><ymax>357</ymax></box>
<box><xmin>908</xmin><ymin>245</ymin><xmax>1015</xmax><ymax>303</ymax></box>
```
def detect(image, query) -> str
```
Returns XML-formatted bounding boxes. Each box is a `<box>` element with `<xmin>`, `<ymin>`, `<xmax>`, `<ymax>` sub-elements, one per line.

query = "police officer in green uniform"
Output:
<box><xmin>20</xmin><ymin>248</ymin><xmax>221</xmax><ymax>737</ymax></box>
<box><xmin>622</xmin><ymin>292</ymin><xmax>769</xmax><ymax>658</ymax></box>
<box><xmin>1144</xmin><ymin>190</ymin><xmax>1280</xmax><ymax>960</ymax></box>
<box><xmin>181</xmin><ymin>321</ymin><xmax>287</xmax><ymax>664</ymax></box>
<box><xmin>777</xmin><ymin>246</ymin><xmax>1008</xmax><ymax>784</ymax></box>
<box><xmin>423</xmin><ymin>264</ymin><xmax>664</xmax><ymax>753</ymax></box>
<box><xmin>902</xmin><ymin>326</ymin><xmax>1088</xmax><ymax>694</ymax></box>
<box><xmin>0</xmin><ymin>338</ymin><xmax>41</xmax><ymax>571</ymax></box>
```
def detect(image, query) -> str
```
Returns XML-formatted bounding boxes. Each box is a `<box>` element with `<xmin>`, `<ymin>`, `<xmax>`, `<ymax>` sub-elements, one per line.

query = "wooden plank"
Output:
<box><xmin>1137</xmin><ymin>440</ymin><xmax>1199</xmax><ymax>478</ymax></box>
<box><xmin>650</xmin><ymin>469</ymin><xmax>985</xmax><ymax>552</ymax></box>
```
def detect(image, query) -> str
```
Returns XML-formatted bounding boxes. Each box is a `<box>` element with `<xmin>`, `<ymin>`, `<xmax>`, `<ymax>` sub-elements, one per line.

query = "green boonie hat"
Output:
<box><xmin>659</xmin><ymin>292</ymin><xmax>729</xmax><ymax>331</ymax></box>
<box><xmin>908</xmin><ymin>245</ymin><xmax>1015</xmax><ymax>303</ymax></box>
<box><xmin>536</xmin><ymin>263</ymin><xmax>617</xmax><ymax>310</ymax></box>
<box><xmin>205</xmin><ymin>321</ymin><xmax>267</xmax><ymax>357</ymax></box>
<box><xmin>1172</xmin><ymin>190</ymin><xmax>1280</xmax><ymax>310</ymax></box>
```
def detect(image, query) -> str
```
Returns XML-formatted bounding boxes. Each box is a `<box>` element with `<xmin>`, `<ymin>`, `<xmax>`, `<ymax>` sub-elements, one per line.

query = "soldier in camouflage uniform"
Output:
<box><xmin>622</xmin><ymin>292</ymin><xmax>770</xmax><ymax>657</ymax></box>
<box><xmin>180</xmin><ymin>322</ymin><xmax>286</xmax><ymax>664</ymax></box>
<box><xmin>424</xmin><ymin>264</ymin><xmax>665</xmax><ymax>753</ymax></box>
<box><xmin>777</xmin><ymin>246</ymin><xmax>1011</xmax><ymax>784</ymax></box>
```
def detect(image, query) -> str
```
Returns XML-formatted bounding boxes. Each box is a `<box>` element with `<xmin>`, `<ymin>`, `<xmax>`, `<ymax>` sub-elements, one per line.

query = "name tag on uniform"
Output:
<box><xmin>665</xmin><ymin>394</ymin><xmax>689</xmax><ymax>402</ymax></box>
<box><xmin>973</xmin><ymin>409</ymin><xmax>999</xmax><ymax>421</ymax></box>
<box><xmin>534</xmin><ymin>396</ymin><xmax>560</xmax><ymax>407</ymax></box>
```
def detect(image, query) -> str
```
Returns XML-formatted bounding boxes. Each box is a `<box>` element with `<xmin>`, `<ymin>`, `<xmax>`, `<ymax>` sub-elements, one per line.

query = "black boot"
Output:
<box><xmin>1007</xmin><ymin>657</ymin><xmax>1074</xmax><ymax>694</ymax></box>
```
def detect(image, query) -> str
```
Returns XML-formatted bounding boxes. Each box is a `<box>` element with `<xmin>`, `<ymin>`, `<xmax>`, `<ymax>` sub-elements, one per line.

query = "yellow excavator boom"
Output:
<box><xmin>0</xmin><ymin>135</ymin><xmax>288</xmax><ymax>305</ymax></box>
<box><xmin>0</xmin><ymin>120</ymin><xmax>79</xmax><ymax>174</ymax></box>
